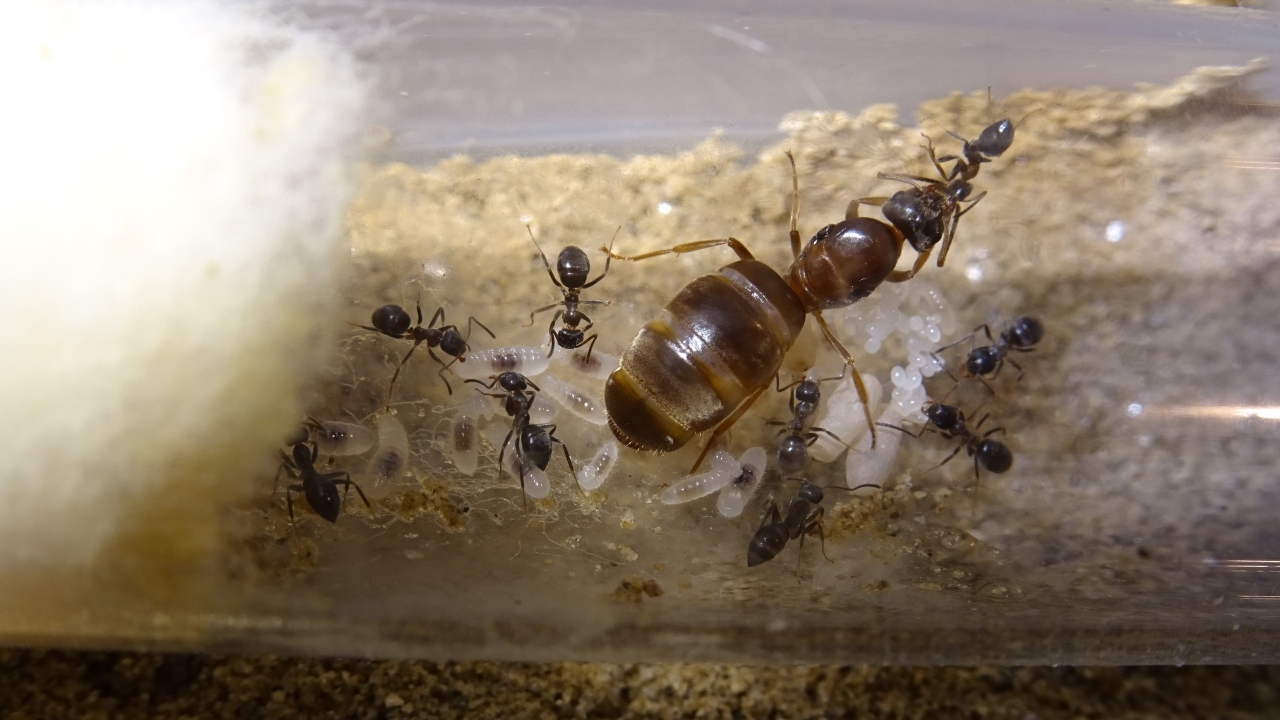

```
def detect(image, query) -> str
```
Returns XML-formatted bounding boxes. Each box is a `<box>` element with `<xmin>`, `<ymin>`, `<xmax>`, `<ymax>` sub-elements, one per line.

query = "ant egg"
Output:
<box><xmin>309</xmin><ymin>420</ymin><xmax>375</xmax><ymax>456</ymax></box>
<box><xmin>448</xmin><ymin>393</ymin><xmax>491</xmax><ymax>475</ymax></box>
<box><xmin>538</xmin><ymin>374</ymin><xmax>607</xmax><ymax>426</ymax></box>
<box><xmin>809</xmin><ymin>374</ymin><xmax>883</xmax><ymax>463</ymax></box>
<box><xmin>717</xmin><ymin>447</ymin><xmax>767</xmax><ymax>518</ymax></box>
<box><xmin>551</xmin><ymin>349</ymin><xmax>618</xmax><ymax>380</ymax></box>
<box><xmin>846</xmin><ymin>405</ymin><xmax>907</xmax><ymax>490</ymax></box>
<box><xmin>453</xmin><ymin>346</ymin><xmax>550</xmax><ymax>380</ymax></box>
<box><xmin>364</xmin><ymin>413</ymin><xmax>410</xmax><ymax>500</ymax></box>
<box><xmin>577</xmin><ymin>440</ymin><xmax>619</xmax><ymax>491</ymax></box>
<box><xmin>660</xmin><ymin>447</ymin><xmax>740</xmax><ymax>505</ymax></box>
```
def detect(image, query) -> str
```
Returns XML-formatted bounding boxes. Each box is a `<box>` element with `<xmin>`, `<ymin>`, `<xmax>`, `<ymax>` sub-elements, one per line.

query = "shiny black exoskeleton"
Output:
<box><xmin>276</xmin><ymin>439</ymin><xmax>370</xmax><ymax>526</ymax></box>
<box><xmin>526</xmin><ymin>226</ymin><xmax>616</xmax><ymax>362</ymax></box>
<box><xmin>881</xmin><ymin>401</ymin><xmax>1013</xmax><ymax>490</ymax></box>
<box><xmin>858</xmin><ymin>117</ymin><xmax>1016</xmax><ymax>277</ymax></box>
<box><xmin>747</xmin><ymin>482</ymin><xmax>828</xmax><ymax>568</ymax></box>
<box><xmin>466</xmin><ymin>371</ymin><xmax>577</xmax><ymax>507</ymax></box>
<box><xmin>937</xmin><ymin>315</ymin><xmax>1044</xmax><ymax>389</ymax></box>
<box><xmin>359</xmin><ymin>300</ymin><xmax>495</xmax><ymax>402</ymax></box>
<box><xmin>770</xmin><ymin>372</ymin><xmax>845</xmax><ymax>477</ymax></box>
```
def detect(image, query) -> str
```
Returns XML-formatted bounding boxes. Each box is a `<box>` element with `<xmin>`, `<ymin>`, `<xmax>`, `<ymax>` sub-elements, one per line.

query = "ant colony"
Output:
<box><xmin>267</xmin><ymin>94</ymin><xmax>1059</xmax><ymax>584</ymax></box>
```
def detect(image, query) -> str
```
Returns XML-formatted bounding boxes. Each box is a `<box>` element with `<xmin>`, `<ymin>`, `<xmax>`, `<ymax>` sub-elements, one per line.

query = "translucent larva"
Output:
<box><xmin>846</xmin><ymin>403</ymin><xmax>907</xmax><ymax>490</ymax></box>
<box><xmin>308</xmin><ymin>420</ymin><xmax>376</xmax><ymax>456</ymax></box>
<box><xmin>551</xmin><ymin>349</ymin><xmax>619</xmax><ymax>380</ymax></box>
<box><xmin>577</xmin><ymin>440</ymin><xmax>619</xmax><ymax>491</ymax></box>
<box><xmin>717</xmin><ymin>446</ymin><xmax>767</xmax><ymax>518</ymax></box>
<box><xmin>484</xmin><ymin>422</ymin><xmax>550</xmax><ymax>499</ymax></box>
<box><xmin>364</xmin><ymin>412</ymin><xmax>410</xmax><ymax>500</ymax></box>
<box><xmin>529</xmin><ymin>392</ymin><xmax>557</xmax><ymax>425</ymax></box>
<box><xmin>660</xmin><ymin>446</ymin><xmax>740</xmax><ymax>505</ymax></box>
<box><xmin>449</xmin><ymin>393</ymin><xmax>492</xmax><ymax>475</ymax></box>
<box><xmin>809</xmin><ymin>374</ymin><xmax>883</xmax><ymax>463</ymax></box>
<box><xmin>452</xmin><ymin>346</ymin><xmax>551</xmax><ymax>380</ymax></box>
<box><xmin>538</xmin><ymin>374</ymin><xmax>607</xmax><ymax>426</ymax></box>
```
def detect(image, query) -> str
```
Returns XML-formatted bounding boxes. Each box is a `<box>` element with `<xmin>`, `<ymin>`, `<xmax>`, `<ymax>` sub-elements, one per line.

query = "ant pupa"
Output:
<box><xmin>846</xmin><ymin>402</ymin><xmax>906</xmax><ymax>490</ymax></box>
<box><xmin>277</xmin><ymin>439</ymin><xmax>370</xmax><ymax>526</ymax></box>
<box><xmin>660</xmin><ymin>446</ymin><xmax>742</xmax><ymax>505</ymax></box>
<box><xmin>363</xmin><ymin>412</ymin><xmax>410</xmax><ymax>500</ymax></box>
<box><xmin>452</xmin><ymin>346</ymin><xmax>551</xmax><ymax>381</ymax></box>
<box><xmin>303</xmin><ymin>417</ymin><xmax>376</xmax><ymax>456</ymax></box>
<box><xmin>576</xmin><ymin>440</ymin><xmax>619</xmax><ymax>491</ymax></box>
<box><xmin>808</xmin><ymin>374</ymin><xmax>883</xmax><ymax>463</ymax></box>
<box><xmin>538</xmin><ymin>373</ymin><xmax>608</xmax><ymax>426</ymax></box>
<box><xmin>449</xmin><ymin>393</ymin><xmax>493</xmax><ymax>476</ymax></box>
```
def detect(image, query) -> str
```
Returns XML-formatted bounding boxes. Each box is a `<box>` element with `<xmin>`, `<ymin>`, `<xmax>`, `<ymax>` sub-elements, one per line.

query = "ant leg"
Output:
<box><xmin>934</xmin><ymin>330</ymin><xmax>978</xmax><ymax>357</ymax></box>
<box><xmin>385</xmin><ymin>338</ymin><xmax>426</xmax><ymax>408</ymax></box>
<box><xmin>525</xmin><ymin>224</ymin><xmax>564</xmax><ymax>290</ymax></box>
<box><xmin>982</xmin><ymin>426</ymin><xmax>1007</xmax><ymax>438</ymax></box>
<box><xmin>603</xmin><ymin>237</ymin><xmax>755</xmax><ymax>263</ymax></box>
<box><xmin>1008</xmin><ymin>358</ymin><xmax>1025</xmax><ymax>381</ymax></box>
<box><xmin>581</xmin><ymin>333</ymin><xmax>599</xmax><ymax>363</ymax></box>
<box><xmin>877</xmin><ymin>422</ymin><xmax>929</xmax><ymax>439</ymax></box>
<box><xmin>286</xmin><ymin>485</ymin><xmax>303</xmax><ymax>528</ymax></box>
<box><xmin>937</xmin><ymin>191</ymin><xmax>985</xmax><ymax>268</ymax></box>
<box><xmin>786</xmin><ymin>151</ymin><xmax>802</xmax><ymax>260</ymax></box>
<box><xmin>814</xmin><ymin>312</ymin><xmax>877</xmax><ymax>449</ymax></box>
<box><xmin>688</xmin><ymin>382</ymin><xmax>771</xmax><ymax>473</ymax></box>
<box><xmin>545</xmin><ymin>310</ymin><xmax>564</xmax><ymax>358</ymax></box>
<box><xmin>525</xmin><ymin>303</ymin><xmax>562</xmax><ymax>328</ymax></box>
<box><xmin>808</xmin><ymin>507</ymin><xmax>831</xmax><ymax>562</ymax></box>
<box><xmin>811</xmin><ymin>427</ymin><xmax>849</xmax><ymax>448</ymax></box>
<box><xmin>758</xmin><ymin>502</ymin><xmax>783</xmax><ymax>531</ymax></box>
<box><xmin>583</xmin><ymin>226</ymin><xmax>621</xmax><ymax>288</ymax></box>
<box><xmin>924</xmin><ymin>444</ymin><xmax>964</xmax><ymax>475</ymax></box>
<box><xmin>426</xmin><ymin>306</ymin><xmax>445</xmax><ymax>330</ymax></box>
<box><xmin>464</xmin><ymin>376</ymin><xmax>503</xmax><ymax>390</ymax></box>
<box><xmin>466</xmin><ymin>316</ymin><xmax>496</xmax><ymax>341</ymax></box>
<box><xmin>274</xmin><ymin>455</ymin><xmax>299</xmax><ymax>494</ymax></box>
<box><xmin>334</xmin><ymin>477</ymin><xmax>372</xmax><ymax>509</ymax></box>
<box><xmin>557</xmin><ymin>440</ymin><xmax>580</xmax><ymax>488</ymax></box>
<box><xmin>887</xmin><ymin>246</ymin><xmax>935</xmax><ymax>283</ymax></box>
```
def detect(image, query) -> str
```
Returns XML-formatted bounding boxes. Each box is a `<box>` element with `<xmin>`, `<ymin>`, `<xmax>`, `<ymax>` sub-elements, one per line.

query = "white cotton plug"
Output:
<box><xmin>0</xmin><ymin>1</ymin><xmax>367</xmax><ymax>579</ymax></box>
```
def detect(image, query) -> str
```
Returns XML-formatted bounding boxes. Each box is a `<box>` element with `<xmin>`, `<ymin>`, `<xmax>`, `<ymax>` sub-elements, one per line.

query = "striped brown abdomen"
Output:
<box><xmin>605</xmin><ymin>259</ymin><xmax>806</xmax><ymax>452</ymax></box>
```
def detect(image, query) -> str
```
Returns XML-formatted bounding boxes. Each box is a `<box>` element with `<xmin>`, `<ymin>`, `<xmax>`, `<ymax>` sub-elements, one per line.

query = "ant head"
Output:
<box><xmin>976</xmin><ymin>438</ymin><xmax>1013</xmax><ymax>473</ymax></box>
<box><xmin>966</xmin><ymin>346</ymin><xmax>1000</xmax><ymax>377</ymax></box>
<box><xmin>793</xmin><ymin>380</ymin><xmax>821</xmax><ymax>406</ymax></box>
<box><xmin>497</xmin><ymin>371</ymin><xmax>528</xmax><ymax>393</ymax></box>
<box><xmin>925</xmin><ymin>402</ymin><xmax>961</xmax><ymax>431</ymax></box>
<box><xmin>1009</xmin><ymin>316</ymin><xmax>1044</xmax><ymax>348</ymax></box>
<box><xmin>972</xmin><ymin>118</ymin><xmax>1014</xmax><ymax>158</ymax></box>
<box><xmin>556</xmin><ymin>246</ymin><xmax>592</xmax><ymax>288</ymax></box>
<box><xmin>797</xmin><ymin>482</ymin><xmax>824</xmax><ymax>504</ymax></box>
<box><xmin>371</xmin><ymin>304</ymin><xmax>412</xmax><ymax>337</ymax></box>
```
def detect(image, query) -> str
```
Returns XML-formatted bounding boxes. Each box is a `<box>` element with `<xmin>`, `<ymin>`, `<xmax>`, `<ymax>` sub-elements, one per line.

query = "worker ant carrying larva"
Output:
<box><xmin>933</xmin><ymin>315</ymin><xmax>1044</xmax><ymax>392</ymax></box>
<box><xmin>877</xmin><ymin>397</ymin><xmax>1013</xmax><ymax>501</ymax></box>
<box><xmin>465</xmin><ymin>371</ymin><xmax>578</xmax><ymax>509</ymax></box>
<box><xmin>357</xmin><ymin>297</ymin><xmax>495</xmax><ymax>405</ymax></box>
<box><xmin>525</xmin><ymin>225</ymin><xmax>618</xmax><ymax>363</ymax></box>
<box><xmin>854</xmin><ymin>115</ymin><xmax>1021</xmax><ymax>279</ymax></box>
<box><xmin>276</xmin><ymin>438</ymin><xmax>371</xmax><ymax>527</ymax></box>
<box><xmin>768</xmin><ymin>370</ymin><xmax>849</xmax><ymax>478</ymax></box>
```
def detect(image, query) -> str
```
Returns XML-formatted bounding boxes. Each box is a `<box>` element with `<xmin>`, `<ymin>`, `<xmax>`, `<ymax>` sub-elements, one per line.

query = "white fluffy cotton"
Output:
<box><xmin>0</xmin><ymin>1</ymin><xmax>366</xmax><ymax>569</ymax></box>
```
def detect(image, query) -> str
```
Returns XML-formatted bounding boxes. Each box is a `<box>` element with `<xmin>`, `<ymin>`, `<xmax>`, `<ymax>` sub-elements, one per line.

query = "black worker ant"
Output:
<box><xmin>747</xmin><ymin>479</ymin><xmax>881</xmax><ymax>570</ymax></box>
<box><xmin>878</xmin><ymin>400</ymin><xmax>1013</xmax><ymax>499</ymax></box>
<box><xmin>276</xmin><ymin>438</ymin><xmax>370</xmax><ymax>527</ymax></box>
<box><xmin>768</xmin><ymin>370</ymin><xmax>848</xmax><ymax>477</ymax></box>
<box><xmin>934</xmin><ymin>315</ymin><xmax>1044</xmax><ymax>391</ymax></box>
<box><xmin>525</xmin><ymin>225</ymin><xmax>617</xmax><ymax>363</ymax></box>
<box><xmin>465</xmin><ymin>371</ymin><xmax>578</xmax><ymax>508</ymax></box>
<box><xmin>357</xmin><ymin>298</ymin><xmax>494</xmax><ymax>404</ymax></box>
<box><xmin>855</xmin><ymin>116</ymin><xmax>1019</xmax><ymax>278</ymax></box>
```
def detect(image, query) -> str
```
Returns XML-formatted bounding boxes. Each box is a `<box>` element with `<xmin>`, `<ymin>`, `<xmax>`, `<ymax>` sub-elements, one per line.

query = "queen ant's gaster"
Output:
<box><xmin>769</xmin><ymin>371</ymin><xmax>846</xmax><ymax>477</ymax></box>
<box><xmin>526</xmin><ymin>226</ymin><xmax>617</xmax><ymax>362</ymax></box>
<box><xmin>879</xmin><ymin>400</ymin><xmax>1013</xmax><ymax>497</ymax></box>
<box><xmin>936</xmin><ymin>315</ymin><xmax>1044</xmax><ymax>389</ymax></box>
<box><xmin>466</xmin><ymin>371</ymin><xmax>578</xmax><ymax>507</ymax></box>
<box><xmin>856</xmin><ymin>117</ymin><xmax>1016</xmax><ymax>278</ymax></box>
<box><xmin>359</xmin><ymin>299</ymin><xmax>494</xmax><ymax>404</ymax></box>
<box><xmin>276</xmin><ymin>439</ymin><xmax>370</xmax><ymax>527</ymax></box>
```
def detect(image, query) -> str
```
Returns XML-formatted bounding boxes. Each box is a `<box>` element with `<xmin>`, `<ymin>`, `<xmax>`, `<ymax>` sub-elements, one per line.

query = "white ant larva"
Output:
<box><xmin>660</xmin><ymin>446</ymin><xmax>740</xmax><ymax>505</ymax></box>
<box><xmin>716</xmin><ymin>446</ymin><xmax>767</xmax><ymax>518</ymax></box>
<box><xmin>808</xmin><ymin>374</ymin><xmax>883</xmax><ymax>464</ymax></box>
<box><xmin>364</xmin><ymin>412</ymin><xmax>410</xmax><ymax>500</ymax></box>
<box><xmin>452</xmin><ymin>346</ymin><xmax>551</xmax><ymax>380</ymax></box>
<box><xmin>551</xmin><ymin>348</ymin><xmax>619</xmax><ymax>380</ymax></box>
<box><xmin>307</xmin><ymin>419</ymin><xmax>376</xmax><ymax>456</ymax></box>
<box><xmin>537</xmin><ymin>373</ymin><xmax>607</xmax><ymax>426</ymax></box>
<box><xmin>529</xmin><ymin>391</ymin><xmax>557</xmax><ymax>425</ymax></box>
<box><xmin>577</xmin><ymin>440</ymin><xmax>619</xmax><ymax>491</ymax></box>
<box><xmin>449</xmin><ymin>393</ymin><xmax>492</xmax><ymax>475</ymax></box>
<box><xmin>484</xmin><ymin>421</ymin><xmax>550</xmax><ymax>499</ymax></box>
<box><xmin>846</xmin><ymin>403</ymin><xmax>907</xmax><ymax>490</ymax></box>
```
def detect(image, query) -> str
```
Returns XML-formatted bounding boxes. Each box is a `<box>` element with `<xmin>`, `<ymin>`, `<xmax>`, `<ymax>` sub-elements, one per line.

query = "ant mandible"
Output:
<box><xmin>276</xmin><ymin>438</ymin><xmax>371</xmax><ymax>527</ymax></box>
<box><xmin>525</xmin><ymin>225</ymin><xmax>617</xmax><ymax>363</ymax></box>
<box><xmin>358</xmin><ymin>297</ymin><xmax>495</xmax><ymax>405</ymax></box>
